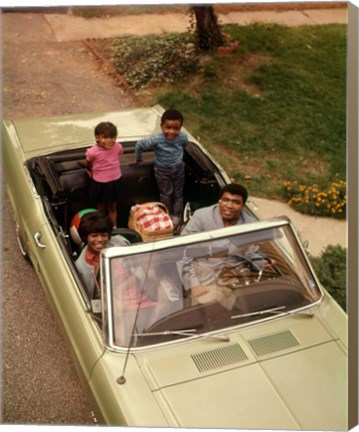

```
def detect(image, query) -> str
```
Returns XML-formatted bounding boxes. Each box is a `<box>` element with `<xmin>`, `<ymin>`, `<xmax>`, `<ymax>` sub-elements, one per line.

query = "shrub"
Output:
<box><xmin>111</xmin><ymin>32</ymin><xmax>200</xmax><ymax>90</ymax></box>
<box><xmin>310</xmin><ymin>244</ymin><xmax>346</xmax><ymax>311</ymax></box>
<box><xmin>283</xmin><ymin>179</ymin><xmax>346</xmax><ymax>219</ymax></box>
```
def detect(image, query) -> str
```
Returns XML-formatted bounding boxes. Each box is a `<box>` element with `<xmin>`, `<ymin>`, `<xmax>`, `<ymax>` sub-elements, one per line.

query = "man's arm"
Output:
<box><xmin>180</xmin><ymin>209</ymin><xmax>206</xmax><ymax>235</ymax></box>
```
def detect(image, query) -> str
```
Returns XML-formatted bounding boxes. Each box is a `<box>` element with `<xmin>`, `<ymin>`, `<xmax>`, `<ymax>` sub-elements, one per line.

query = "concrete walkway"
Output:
<box><xmin>45</xmin><ymin>8</ymin><xmax>348</xmax><ymax>42</ymax></box>
<box><xmin>250</xmin><ymin>197</ymin><xmax>347</xmax><ymax>257</ymax></box>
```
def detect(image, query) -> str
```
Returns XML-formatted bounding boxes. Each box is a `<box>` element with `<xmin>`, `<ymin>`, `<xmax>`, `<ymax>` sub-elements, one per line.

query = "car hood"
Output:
<box><xmin>136</xmin><ymin>315</ymin><xmax>347</xmax><ymax>430</ymax></box>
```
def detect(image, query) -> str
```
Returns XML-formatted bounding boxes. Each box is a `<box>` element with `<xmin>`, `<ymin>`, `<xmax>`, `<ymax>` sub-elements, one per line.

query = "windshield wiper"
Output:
<box><xmin>232</xmin><ymin>305</ymin><xmax>314</xmax><ymax>319</ymax></box>
<box><xmin>232</xmin><ymin>306</ymin><xmax>286</xmax><ymax>319</ymax></box>
<box><xmin>134</xmin><ymin>328</ymin><xmax>230</xmax><ymax>342</ymax></box>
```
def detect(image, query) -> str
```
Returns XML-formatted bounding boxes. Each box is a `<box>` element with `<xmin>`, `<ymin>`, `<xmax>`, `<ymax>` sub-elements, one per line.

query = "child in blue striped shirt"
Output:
<box><xmin>135</xmin><ymin>109</ymin><xmax>188</xmax><ymax>227</ymax></box>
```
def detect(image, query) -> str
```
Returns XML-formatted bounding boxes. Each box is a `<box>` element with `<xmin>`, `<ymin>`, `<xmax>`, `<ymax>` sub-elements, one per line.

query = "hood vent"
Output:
<box><xmin>191</xmin><ymin>343</ymin><xmax>248</xmax><ymax>373</ymax></box>
<box><xmin>248</xmin><ymin>330</ymin><xmax>300</xmax><ymax>357</ymax></box>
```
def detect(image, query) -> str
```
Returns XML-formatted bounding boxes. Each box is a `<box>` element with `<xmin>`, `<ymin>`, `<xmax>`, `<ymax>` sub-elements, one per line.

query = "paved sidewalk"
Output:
<box><xmin>250</xmin><ymin>197</ymin><xmax>347</xmax><ymax>257</ymax></box>
<box><xmin>45</xmin><ymin>7</ymin><xmax>348</xmax><ymax>42</ymax></box>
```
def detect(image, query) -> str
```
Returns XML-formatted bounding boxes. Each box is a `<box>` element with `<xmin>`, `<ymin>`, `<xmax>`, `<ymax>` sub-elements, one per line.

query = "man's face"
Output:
<box><xmin>161</xmin><ymin>119</ymin><xmax>182</xmax><ymax>141</ymax></box>
<box><xmin>86</xmin><ymin>232</ymin><xmax>110</xmax><ymax>255</ymax></box>
<box><xmin>219</xmin><ymin>191</ymin><xmax>245</xmax><ymax>224</ymax></box>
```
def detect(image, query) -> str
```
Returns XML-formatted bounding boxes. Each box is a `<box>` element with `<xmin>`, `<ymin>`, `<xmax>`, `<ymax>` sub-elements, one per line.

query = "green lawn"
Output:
<box><xmin>99</xmin><ymin>22</ymin><xmax>347</xmax><ymax>217</ymax></box>
<box><xmin>155</xmin><ymin>24</ymin><xmax>346</xmax><ymax>200</ymax></box>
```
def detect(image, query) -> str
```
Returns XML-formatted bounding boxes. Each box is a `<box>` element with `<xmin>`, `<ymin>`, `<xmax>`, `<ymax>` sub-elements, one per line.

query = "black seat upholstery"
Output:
<box><xmin>112</xmin><ymin>228</ymin><xmax>142</xmax><ymax>244</ymax></box>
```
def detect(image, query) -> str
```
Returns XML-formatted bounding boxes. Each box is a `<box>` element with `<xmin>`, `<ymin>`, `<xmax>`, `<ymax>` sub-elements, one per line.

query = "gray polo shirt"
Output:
<box><xmin>180</xmin><ymin>204</ymin><xmax>257</xmax><ymax>290</ymax></box>
<box><xmin>181</xmin><ymin>203</ymin><xmax>256</xmax><ymax>236</ymax></box>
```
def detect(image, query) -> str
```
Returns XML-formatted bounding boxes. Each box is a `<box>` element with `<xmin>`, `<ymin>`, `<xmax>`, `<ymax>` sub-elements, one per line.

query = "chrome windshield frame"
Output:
<box><xmin>101</xmin><ymin>217</ymin><xmax>325</xmax><ymax>351</ymax></box>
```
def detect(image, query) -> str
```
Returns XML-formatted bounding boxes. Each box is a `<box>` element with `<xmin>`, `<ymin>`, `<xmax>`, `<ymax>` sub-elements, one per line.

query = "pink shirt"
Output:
<box><xmin>86</xmin><ymin>142</ymin><xmax>124</xmax><ymax>183</ymax></box>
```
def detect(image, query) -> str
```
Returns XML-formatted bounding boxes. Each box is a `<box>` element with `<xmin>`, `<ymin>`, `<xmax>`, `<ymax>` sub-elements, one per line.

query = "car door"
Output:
<box><xmin>4</xmin><ymin>131</ymin><xmax>104</xmax><ymax>383</ymax></box>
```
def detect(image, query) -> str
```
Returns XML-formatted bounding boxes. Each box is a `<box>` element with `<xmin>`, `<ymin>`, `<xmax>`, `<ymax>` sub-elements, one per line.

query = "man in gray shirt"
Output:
<box><xmin>181</xmin><ymin>183</ymin><xmax>255</xmax><ymax>235</ymax></box>
<box><xmin>180</xmin><ymin>184</ymin><xmax>258</xmax><ymax>308</ymax></box>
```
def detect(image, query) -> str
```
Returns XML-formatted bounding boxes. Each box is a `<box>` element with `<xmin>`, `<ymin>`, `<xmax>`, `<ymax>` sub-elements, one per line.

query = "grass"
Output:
<box><xmin>91</xmin><ymin>21</ymin><xmax>347</xmax><ymax>217</ymax></box>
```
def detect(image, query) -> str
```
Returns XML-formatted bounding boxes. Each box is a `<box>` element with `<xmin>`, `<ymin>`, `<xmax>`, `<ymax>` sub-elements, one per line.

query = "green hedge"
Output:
<box><xmin>310</xmin><ymin>244</ymin><xmax>346</xmax><ymax>310</ymax></box>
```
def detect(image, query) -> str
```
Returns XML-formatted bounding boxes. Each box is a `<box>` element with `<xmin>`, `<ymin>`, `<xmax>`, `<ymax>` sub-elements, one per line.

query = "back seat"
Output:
<box><xmin>58</xmin><ymin>159</ymin><xmax>160</xmax><ymax>229</ymax></box>
<box><xmin>51</xmin><ymin>143</ymin><xmax>222</xmax><ymax>232</ymax></box>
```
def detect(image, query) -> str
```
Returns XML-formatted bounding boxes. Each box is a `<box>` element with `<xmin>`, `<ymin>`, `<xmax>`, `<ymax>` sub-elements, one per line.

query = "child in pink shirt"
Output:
<box><xmin>86</xmin><ymin>122</ymin><xmax>124</xmax><ymax>227</ymax></box>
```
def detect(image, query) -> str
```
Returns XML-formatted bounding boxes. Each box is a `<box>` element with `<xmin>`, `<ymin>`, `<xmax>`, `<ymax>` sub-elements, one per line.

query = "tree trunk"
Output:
<box><xmin>192</xmin><ymin>6</ymin><xmax>224</xmax><ymax>51</ymax></box>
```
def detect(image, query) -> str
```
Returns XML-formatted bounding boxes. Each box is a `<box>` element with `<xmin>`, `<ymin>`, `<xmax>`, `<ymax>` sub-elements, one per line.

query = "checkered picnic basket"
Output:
<box><xmin>128</xmin><ymin>202</ymin><xmax>174</xmax><ymax>242</ymax></box>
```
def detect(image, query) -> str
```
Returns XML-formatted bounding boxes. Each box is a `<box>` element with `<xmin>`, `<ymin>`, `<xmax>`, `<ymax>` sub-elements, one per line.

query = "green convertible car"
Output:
<box><xmin>3</xmin><ymin>105</ymin><xmax>347</xmax><ymax>428</ymax></box>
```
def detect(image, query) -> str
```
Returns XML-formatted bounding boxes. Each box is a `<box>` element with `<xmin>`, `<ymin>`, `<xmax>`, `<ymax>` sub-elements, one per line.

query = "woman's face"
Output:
<box><xmin>86</xmin><ymin>232</ymin><xmax>110</xmax><ymax>254</ymax></box>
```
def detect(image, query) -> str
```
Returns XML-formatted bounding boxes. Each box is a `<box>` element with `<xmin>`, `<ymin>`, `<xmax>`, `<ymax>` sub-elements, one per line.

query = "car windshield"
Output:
<box><xmin>102</xmin><ymin>220</ymin><xmax>322</xmax><ymax>349</ymax></box>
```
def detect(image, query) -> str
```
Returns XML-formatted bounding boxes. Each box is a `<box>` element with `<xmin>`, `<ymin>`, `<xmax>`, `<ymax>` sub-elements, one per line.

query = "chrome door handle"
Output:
<box><xmin>34</xmin><ymin>232</ymin><xmax>46</xmax><ymax>248</ymax></box>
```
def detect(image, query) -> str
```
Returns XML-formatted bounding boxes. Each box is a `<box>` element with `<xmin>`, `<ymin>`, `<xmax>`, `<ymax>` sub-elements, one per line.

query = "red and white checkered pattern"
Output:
<box><xmin>130</xmin><ymin>204</ymin><xmax>173</xmax><ymax>233</ymax></box>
